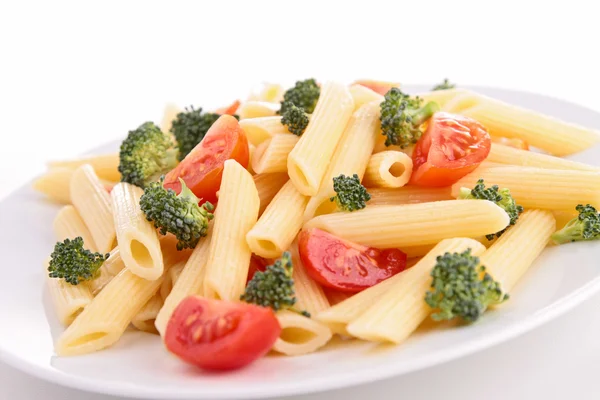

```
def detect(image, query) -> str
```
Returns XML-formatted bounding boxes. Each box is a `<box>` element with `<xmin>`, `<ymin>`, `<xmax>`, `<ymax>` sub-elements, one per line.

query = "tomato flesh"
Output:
<box><xmin>297</xmin><ymin>228</ymin><xmax>407</xmax><ymax>292</ymax></box>
<box><xmin>164</xmin><ymin>115</ymin><xmax>249</xmax><ymax>204</ymax></box>
<box><xmin>354</xmin><ymin>79</ymin><xmax>401</xmax><ymax>96</ymax></box>
<box><xmin>247</xmin><ymin>254</ymin><xmax>270</xmax><ymax>282</ymax></box>
<box><xmin>215</xmin><ymin>100</ymin><xmax>241</xmax><ymax>116</ymax></box>
<box><xmin>165</xmin><ymin>296</ymin><xmax>281</xmax><ymax>371</ymax></box>
<box><xmin>410</xmin><ymin>112</ymin><xmax>491</xmax><ymax>187</ymax></box>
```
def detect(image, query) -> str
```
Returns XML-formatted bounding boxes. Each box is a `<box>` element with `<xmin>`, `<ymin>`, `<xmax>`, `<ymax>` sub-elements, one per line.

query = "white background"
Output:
<box><xmin>1</xmin><ymin>1</ymin><xmax>599</xmax><ymax>399</ymax></box>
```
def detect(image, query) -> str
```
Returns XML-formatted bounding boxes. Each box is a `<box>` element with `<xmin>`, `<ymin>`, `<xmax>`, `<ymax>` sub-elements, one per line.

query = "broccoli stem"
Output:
<box><xmin>411</xmin><ymin>101</ymin><xmax>440</xmax><ymax>126</ymax></box>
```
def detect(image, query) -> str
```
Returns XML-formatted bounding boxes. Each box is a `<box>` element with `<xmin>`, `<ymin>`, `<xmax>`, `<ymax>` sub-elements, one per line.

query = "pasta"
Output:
<box><xmin>349</xmin><ymin>84</ymin><xmax>384</xmax><ymax>110</ymax></box>
<box><xmin>271</xmin><ymin>310</ymin><xmax>333</xmax><ymax>356</ymax></box>
<box><xmin>237</xmin><ymin>101</ymin><xmax>279</xmax><ymax>119</ymax></box>
<box><xmin>304</xmin><ymin>200</ymin><xmax>510</xmax><ymax>248</ymax></box>
<box><xmin>33</xmin><ymin>168</ymin><xmax>74</xmax><ymax>204</ymax></box>
<box><xmin>246</xmin><ymin>180</ymin><xmax>308</xmax><ymax>258</ymax></box>
<box><xmin>247</xmin><ymin>83</ymin><xmax>284</xmax><ymax>103</ymax></box>
<box><xmin>160</xmin><ymin>103</ymin><xmax>182</xmax><ymax>133</ymax></box>
<box><xmin>362</xmin><ymin>150</ymin><xmax>413</xmax><ymax>188</ymax></box>
<box><xmin>49</xmin><ymin>153</ymin><xmax>120</xmax><ymax>182</ymax></box>
<box><xmin>53</xmin><ymin>205</ymin><xmax>98</xmax><ymax>252</ymax></box>
<box><xmin>451</xmin><ymin>166</ymin><xmax>600</xmax><ymax>210</ymax></box>
<box><xmin>367</xmin><ymin>186</ymin><xmax>453</xmax><ymax>206</ymax></box>
<box><xmin>110</xmin><ymin>182</ymin><xmax>163</xmax><ymax>280</ymax></box>
<box><xmin>159</xmin><ymin>262</ymin><xmax>185</xmax><ymax>302</ymax></box>
<box><xmin>251</xmin><ymin>134</ymin><xmax>299</xmax><ymax>174</ymax></box>
<box><xmin>132</xmin><ymin>294</ymin><xmax>164</xmax><ymax>334</ymax></box>
<box><xmin>203</xmin><ymin>160</ymin><xmax>260</xmax><ymax>301</ymax></box>
<box><xmin>487</xmin><ymin>143</ymin><xmax>600</xmax><ymax>172</ymax></box>
<box><xmin>45</xmin><ymin>259</ymin><xmax>94</xmax><ymax>326</ymax></box>
<box><xmin>289</xmin><ymin>243</ymin><xmax>330</xmax><ymax>315</ymax></box>
<box><xmin>253</xmin><ymin>172</ymin><xmax>289</xmax><ymax>215</ymax></box>
<box><xmin>239</xmin><ymin>117</ymin><xmax>292</xmax><ymax>147</ymax></box>
<box><xmin>287</xmin><ymin>81</ymin><xmax>355</xmax><ymax>196</ymax></box>
<box><xmin>70</xmin><ymin>164</ymin><xmax>116</xmax><ymax>253</ymax></box>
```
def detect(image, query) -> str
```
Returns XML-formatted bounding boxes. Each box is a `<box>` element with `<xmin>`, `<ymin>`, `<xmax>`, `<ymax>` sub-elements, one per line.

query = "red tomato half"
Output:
<box><xmin>164</xmin><ymin>115</ymin><xmax>249</xmax><ymax>204</ymax></box>
<box><xmin>165</xmin><ymin>296</ymin><xmax>281</xmax><ymax>371</ymax></box>
<box><xmin>410</xmin><ymin>112</ymin><xmax>491</xmax><ymax>187</ymax></box>
<box><xmin>354</xmin><ymin>79</ymin><xmax>401</xmax><ymax>96</ymax></box>
<box><xmin>297</xmin><ymin>228</ymin><xmax>407</xmax><ymax>293</ymax></box>
<box><xmin>215</xmin><ymin>100</ymin><xmax>241</xmax><ymax>116</ymax></box>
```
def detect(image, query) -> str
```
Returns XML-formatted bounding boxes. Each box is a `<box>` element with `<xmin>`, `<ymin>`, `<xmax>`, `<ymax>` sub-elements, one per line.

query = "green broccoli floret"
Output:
<box><xmin>280</xmin><ymin>103</ymin><xmax>310</xmax><ymax>136</ymax></box>
<box><xmin>170</xmin><ymin>106</ymin><xmax>222</xmax><ymax>161</ymax></box>
<box><xmin>118</xmin><ymin>122</ymin><xmax>178</xmax><ymax>188</ymax></box>
<box><xmin>458</xmin><ymin>179</ymin><xmax>524</xmax><ymax>240</ymax></box>
<box><xmin>329</xmin><ymin>174</ymin><xmax>371</xmax><ymax>212</ymax></box>
<box><xmin>139</xmin><ymin>177</ymin><xmax>214</xmax><ymax>250</ymax></box>
<box><xmin>278</xmin><ymin>79</ymin><xmax>320</xmax><ymax>115</ymax></box>
<box><xmin>432</xmin><ymin>79</ymin><xmax>456</xmax><ymax>91</ymax></box>
<box><xmin>241</xmin><ymin>252</ymin><xmax>310</xmax><ymax>317</ymax></box>
<box><xmin>379</xmin><ymin>88</ymin><xmax>440</xmax><ymax>148</ymax></box>
<box><xmin>425</xmin><ymin>249</ymin><xmax>508</xmax><ymax>323</ymax></box>
<box><xmin>48</xmin><ymin>237</ymin><xmax>109</xmax><ymax>285</ymax></box>
<box><xmin>552</xmin><ymin>204</ymin><xmax>600</xmax><ymax>244</ymax></box>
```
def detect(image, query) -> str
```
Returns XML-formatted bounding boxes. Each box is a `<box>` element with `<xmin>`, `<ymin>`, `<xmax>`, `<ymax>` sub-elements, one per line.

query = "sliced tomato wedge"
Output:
<box><xmin>491</xmin><ymin>136</ymin><xmax>529</xmax><ymax>151</ymax></box>
<box><xmin>354</xmin><ymin>79</ymin><xmax>401</xmax><ymax>96</ymax></box>
<box><xmin>246</xmin><ymin>254</ymin><xmax>270</xmax><ymax>282</ymax></box>
<box><xmin>215</xmin><ymin>100</ymin><xmax>241</xmax><ymax>116</ymax></box>
<box><xmin>410</xmin><ymin>112</ymin><xmax>491</xmax><ymax>187</ymax></box>
<box><xmin>297</xmin><ymin>228</ymin><xmax>407</xmax><ymax>293</ymax></box>
<box><xmin>165</xmin><ymin>296</ymin><xmax>281</xmax><ymax>371</ymax></box>
<box><xmin>164</xmin><ymin>115</ymin><xmax>249</xmax><ymax>204</ymax></box>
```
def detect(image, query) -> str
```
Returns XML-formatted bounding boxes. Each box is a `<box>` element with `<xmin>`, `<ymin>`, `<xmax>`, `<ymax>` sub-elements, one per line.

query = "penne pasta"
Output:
<box><xmin>367</xmin><ymin>186</ymin><xmax>453</xmax><ymax>206</ymax></box>
<box><xmin>160</xmin><ymin>103</ymin><xmax>182</xmax><ymax>133</ymax></box>
<box><xmin>271</xmin><ymin>310</ymin><xmax>333</xmax><ymax>356</ymax></box>
<box><xmin>159</xmin><ymin>262</ymin><xmax>185</xmax><ymax>302</ymax></box>
<box><xmin>287</xmin><ymin>81</ymin><xmax>355</xmax><ymax>196</ymax></box>
<box><xmin>304</xmin><ymin>200</ymin><xmax>509</xmax><ymax>248</ymax></box>
<box><xmin>415</xmin><ymin>88</ymin><xmax>472</xmax><ymax>109</ymax></box>
<box><xmin>362</xmin><ymin>151</ymin><xmax>413</xmax><ymax>188</ymax></box>
<box><xmin>246</xmin><ymin>181</ymin><xmax>308</xmax><ymax>258</ymax></box>
<box><xmin>237</xmin><ymin>101</ymin><xmax>279</xmax><ymax>120</ymax></box>
<box><xmin>53</xmin><ymin>205</ymin><xmax>98</xmax><ymax>252</ymax></box>
<box><xmin>33</xmin><ymin>168</ymin><xmax>74</xmax><ymax>204</ymax></box>
<box><xmin>345</xmin><ymin>238</ymin><xmax>486</xmax><ymax>343</ymax></box>
<box><xmin>487</xmin><ymin>143</ymin><xmax>600</xmax><ymax>172</ymax></box>
<box><xmin>289</xmin><ymin>243</ymin><xmax>330</xmax><ymax>315</ymax></box>
<box><xmin>253</xmin><ymin>172</ymin><xmax>289</xmax><ymax>216</ymax></box>
<box><xmin>49</xmin><ymin>153</ymin><xmax>120</xmax><ymax>182</ymax></box>
<box><xmin>349</xmin><ymin>84</ymin><xmax>384</xmax><ymax>110</ymax></box>
<box><xmin>247</xmin><ymin>144</ymin><xmax>256</xmax><ymax>175</ymax></box>
<box><xmin>247</xmin><ymin>83</ymin><xmax>285</xmax><ymax>103</ymax></box>
<box><xmin>303</xmin><ymin>101</ymin><xmax>381</xmax><ymax>221</ymax></box>
<box><xmin>45</xmin><ymin>259</ymin><xmax>94</xmax><ymax>326</ymax></box>
<box><xmin>451</xmin><ymin>166</ymin><xmax>600</xmax><ymax>210</ymax></box>
<box><xmin>251</xmin><ymin>134</ymin><xmax>299</xmax><ymax>174</ymax></box>
<box><xmin>70</xmin><ymin>164</ymin><xmax>116</xmax><ymax>253</ymax></box>
<box><xmin>203</xmin><ymin>160</ymin><xmax>260</xmax><ymax>301</ymax></box>
<box><xmin>111</xmin><ymin>182</ymin><xmax>163</xmax><ymax>280</ymax></box>
<box><xmin>132</xmin><ymin>294</ymin><xmax>164</xmax><ymax>334</ymax></box>
<box><xmin>239</xmin><ymin>117</ymin><xmax>292</xmax><ymax>147</ymax></box>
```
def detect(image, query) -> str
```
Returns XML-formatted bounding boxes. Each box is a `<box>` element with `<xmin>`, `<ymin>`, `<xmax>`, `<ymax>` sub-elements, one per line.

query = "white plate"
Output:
<box><xmin>1</xmin><ymin>85</ymin><xmax>600</xmax><ymax>400</ymax></box>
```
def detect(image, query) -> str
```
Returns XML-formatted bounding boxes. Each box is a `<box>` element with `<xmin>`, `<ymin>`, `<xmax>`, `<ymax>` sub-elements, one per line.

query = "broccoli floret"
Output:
<box><xmin>278</xmin><ymin>79</ymin><xmax>320</xmax><ymax>115</ymax></box>
<box><xmin>170</xmin><ymin>106</ymin><xmax>222</xmax><ymax>161</ymax></box>
<box><xmin>425</xmin><ymin>249</ymin><xmax>508</xmax><ymax>323</ymax></box>
<box><xmin>139</xmin><ymin>177</ymin><xmax>214</xmax><ymax>250</ymax></box>
<box><xmin>458</xmin><ymin>179</ymin><xmax>524</xmax><ymax>240</ymax></box>
<box><xmin>240</xmin><ymin>252</ymin><xmax>310</xmax><ymax>317</ymax></box>
<box><xmin>552</xmin><ymin>204</ymin><xmax>600</xmax><ymax>244</ymax></box>
<box><xmin>280</xmin><ymin>103</ymin><xmax>309</xmax><ymax>136</ymax></box>
<box><xmin>329</xmin><ymin>174</ymin><xmax>371</xmax><ymax>212</ymax></box>
<box><xmin>379</xmin><ymin>88</ymin><xmax>440</xmax><ymax>148</ymax></box>
<box><xmin>432</xmin><ymin>79</ymin><xmax>456</xmax><ymax>91</ymax></box>
<box><xmin>48</xmin><ymin>237</ymin><xmax>109</xmax><ymax>285</ymax></box>
<box><xmin>118</xmin><ymin>122</ymin><xmax>178</xmax><ymax>188</ymax></box>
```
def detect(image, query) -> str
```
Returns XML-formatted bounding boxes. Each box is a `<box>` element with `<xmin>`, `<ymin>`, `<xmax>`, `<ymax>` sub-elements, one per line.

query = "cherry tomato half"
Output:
<box><xmin>297</xmin><ymin>228</ymin><xmax>407</xmax><ymax>293</ymax></box>
<box><xmin>165</xmin><ymin>296</ymin><xmax>281</xmax><ymax>371</ymax></box>
<box><xmin>354</xmin><ymin>79</ymin><xmax>401</xmax><ymax>96</ymax></box>
<box><xmin>215</xmin><ymin>100</ymin><xmax>241</xmax><ymax>116</ymax></box>
<box><xmin>410</xmin><ymin>112</ymin><xmax>491</xmax><ymax>187</ymax></box>
<box><xmin>247</xmin><ymin>254</ymin><xmax>270</xmax><ymax>282</ymax></box>
<box><xmin>164</xmin><ymin>115</ymin><xmax>249</xmax><ymax>204</ymax></box>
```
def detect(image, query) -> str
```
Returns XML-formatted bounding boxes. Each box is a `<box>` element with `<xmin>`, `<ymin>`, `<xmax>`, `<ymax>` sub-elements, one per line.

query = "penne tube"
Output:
<box><xmin>237</xmin><ymin>101</ymin><xmax>279</xmax><ymax>120</ymax></box>
<box><xmin>155</xmin><ymin>226</ymin><xmax>213</xmax><ymax>336</ymax></box>
<box><xmin>70</xmin><ymin>164</ymin><xmax>116</xmax><ymax>253</ymax></box>
<box><xmin>247</xmin><ymin>144</ymin><xmax>256</xmax><ymax>175</ymax></box>
<box><xmin>160</xmin><ymin>103</ymin><xmax>182</xmax><ymax>133</ymax></box>
<box><xmin>346</xmin><ymin>238</ymin><xmax>486</xmax><ymax>343</ymax></box>
<box><xmin>49</xmin><ymin>153</ymin><xmax>120</xmax><ymax>182</ymax></box>
<box><xmin>203</xmin><ymin>160</ymin><xmax>260</xmax><ymax>301</ymax></box>
<box><xmin>451</xmin><ymin>166</ymin><xmax>600</xmax><ymax>210</ymax></box>
<box><xmin>415</xmin><ymin>88</ymin><xmax>472</xmax><ymax>109</ymax></box>
<box><xmin>253</xmin><ymin>173</ymin><xmax>289</xmax><ymax>216</ymax></box>
<box><xmin>349</xmin><ymin>84</ymin><xmax>384</xmax><ymax>110</ymax></box>
<box><xmin>487</xmin><ymin>143</ymin><xmax>600</xmax><ymax>172</ymax></box>
<box><xmin>252</xmin><ymin>134</ymin><xmax>299</xmax><ymax>174</ymax></box>
<box><xmin>289</xmin><ymin>243</ymin><xmax>330</xmax><ymax>315</ymax></box>
<box><xmin>287</xmin><ymin>81</ymin><xmax>355</xmax><ymax>196</ymax></box>
<box><xmin>159</xmin><ymin>262</ymin><xmax>186</xmax><ymax>302</ymax></box>
<box><xmin>367</xmin><ymin>186</ymin><xmax>453</xmax><ymax>206</ymax></box>
<box><xmin>239</xmin><ymin>117</ymin><xmax>292</xmax><ymax>147</ymax></box>
<box><xmin>246</xmin><ymin>181</ymin><xmax>308</xmax><ymax>258</ymax></box>
<box><xmin>479</xmin><ymin>210</ymin><xmax>555</xmax><ymax>293</ymax></box>
<box><xmin>132</xmin><ymin>294</ymin><xmax>164</xmax><ymax>334</ymax></box>
<box><xmin>304</xmin><ymin>200</ymin><xmax>510</xmax><ymax>248</ymax></box>
<box><xmin>362</xmin><ymin>151</ymin><xmax>413</xmax><ymax>188</ymax></box>
<box><xmin>110</xmin><ymin>183</ymin><xmax>163</xmax><ymax>280</ymax></box>
<box><xmin>88</xmin><ymin>247</ymin><xmax>125</xmax><ymax>295</ymax></box>
<box><xmin>271</xmin><ymin>310</ymin><xmax>333</xmax><ymax>356</ymax></box>
<box><xmin>247</xmin><ymin>83</ymin><xmax>285</xmax><ymax>103</ymax></box>
<box><xmin>303</xmin><ymin>101</ymin><xmax>380</xmax><ymax>221</ymax></box>
<box><xmin>553</xmin><ymin>209</ymin><xmax>578</xmax><ymax>231</ymax></box>
<box><xmin>45</xmin><ymin>259</ymin><xmax>94</xmax><ymax>326</ymax></box>
<box><xmin>53</xmin><ymin>205</ymin><xmax>98</xmax><ymax>252</ymax></box>
<box><xmin>33</xmin><ymin>168</ymin><xmax>74</xmax><ymax>204</ymax></box>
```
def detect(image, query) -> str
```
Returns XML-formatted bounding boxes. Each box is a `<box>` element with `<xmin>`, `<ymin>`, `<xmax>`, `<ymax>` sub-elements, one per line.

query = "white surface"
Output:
<box><xmin>1</xmin><ymin>1</ymin><xmax>599</xmax><ymax>399</ymax></box>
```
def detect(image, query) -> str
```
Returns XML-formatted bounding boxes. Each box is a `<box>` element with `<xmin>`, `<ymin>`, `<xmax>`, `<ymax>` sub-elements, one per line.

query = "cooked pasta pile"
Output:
<box><xmin>34</xmin><ymin>79</ymin><xmax>600</xmax><ymax>371</ymax></box>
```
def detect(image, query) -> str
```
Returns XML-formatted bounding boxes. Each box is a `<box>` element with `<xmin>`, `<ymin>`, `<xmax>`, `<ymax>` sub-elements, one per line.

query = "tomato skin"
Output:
<box><xmin>410</xmin><ymin>112</ymin><xmax>491</xmax><ymax>187</ymax></box>
<box><xmin>297</xmin><ymin>228</ymin><xmax>407</xmax><ymax>293</ymax></box>
<box><xmin>165</xmin><ymin>296</ymin><xmax>281</xmax><ymax>371</ymax></box>
<box><xmin>164</xmin><ymin>115</ymin><xmax>249</xmax><ymax>204</ymax></box>
<box><xmin>354</xmin><ymin>79</ymin><xmax>400</xmax><ymax>96</ymax></box>
<box><xmin>246</xmin><ymin>255</ymin><xmax>270</xmax><ymax>282</ymax></box>
<box><xmin>215</xmin><ymin>100</ymin><xmax>241</xmax><ymax>116</ymax></box>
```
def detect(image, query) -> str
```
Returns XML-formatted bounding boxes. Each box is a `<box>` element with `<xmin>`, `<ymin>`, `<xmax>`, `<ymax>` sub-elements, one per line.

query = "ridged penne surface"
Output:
<box><xmin>253</xmin><ymin>172</ymin><xmax>289</xmax><ymax>216</ymax></box>
<box><xmin>53</xmin><ymin>205</ymin><xmax>98</xmax><ymax>252</ymax></box>
<box><xmin>33</xmin><ymin>168</ymin><xmax>74</xmax><ymax>204</ymax></box>
<box><xmin>289</xmin><ymin>244</ymin><xmax>330</xmax><ymax>315</ymax></box>
<box><xmin>160</xmin><ymin>103</ymin><xmax>182</xmax><ymax>133</ymax></box>
<box><xmin>487</xmin><ymin>143</ymin><xmax>599</xmax><ymax>171</ymax></box>
<box><xmin>49</xmin><ymin>153</ymin><xmax>120</xmax><ymax>182</ymax></box>
<box><xmin>159</xmin><ymin>262</ymin><xmax>185</xmax><ymax>302</ymax></box>
<box><xmin>271</xmin><ymin>310</ymin><xmax>333</xmax><ymax>356</ymax></box>
<box><xmin>367</xmin><ymin>186</ymin><xmax>453</xmax><ymax>206</ymax></box>
<box><xmin>132</xmin><ymin>294</ymin><xmax>164</xmax><ymax>334</ymax></box>
<box><xmin>239</xmin><ymin>117</ymin><xmax>291</xmax><ymax>147</ymax></box>
<box><xmin>349</xmin><ymin>84</ymin><xmax>383</xmax><ymax>110</ymax></box>
<box><xmin>252</xmin><ymin>134</ymin><xmax>299</xmax><ymax>174</ymax></box>
<box><xmin>362</xmin><ymin>150</ymin><xmax>413</xmax><ymax>188</ymax></box>
<box><xmin>237</xmin><ymin>101</ymin><xmax>279</xmax><ymax>120</ymax></box>
<box><xmin>45</xmin><ymin>259</ymin><xmax>94</xmax><ymax>326</ymax></box>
